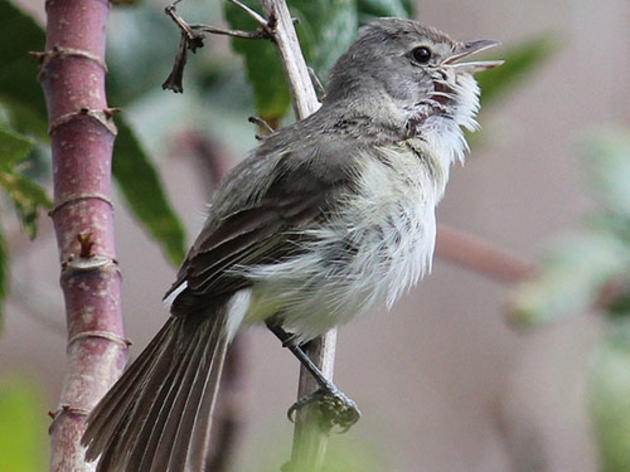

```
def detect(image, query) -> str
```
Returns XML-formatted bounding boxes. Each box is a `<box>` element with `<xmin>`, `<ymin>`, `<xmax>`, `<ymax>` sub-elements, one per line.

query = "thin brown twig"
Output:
<box><xmin>164</xmin><ymin>0</ymin><xmax>200</xmax><ymax>42</ymax></box>
<box><xmin>191</xmin><ymin>24</ymin><xmax>268</xmax><ymax>40</ymax></box>
<box><xmin>162</xmin><ymin>0</ymin><xmax>272</xmax><ymax>93</ymax></box>
<box><xmin>307</xmin><ymin>66</ymin><xmax>326</xmax><ymax>100</ymax></box>
<box><xmin>435</xmin><ymin>225</ymin><xmax>535</xmax><ymax>283</ymax></box>
<box><xmin>228</xmin><ymin>0</ymin><xmax>270</xmax><ymax>28</ymax></box>
<box><xmin>248</xmin><ymin>116</ymin><xmax>276</xmax><ymax>138</ymax></box>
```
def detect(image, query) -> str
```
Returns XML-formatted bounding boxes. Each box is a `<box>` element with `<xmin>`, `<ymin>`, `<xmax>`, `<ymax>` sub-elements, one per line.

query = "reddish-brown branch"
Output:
<box><xmin>436</xmin><ymin>225</ymin><xmax>535</xmax><ymax>283</ymax></box>
<box><xmin>40</xmin><ymin>0</ymin><xmax>128</xmax><ymax>470</ymax></box>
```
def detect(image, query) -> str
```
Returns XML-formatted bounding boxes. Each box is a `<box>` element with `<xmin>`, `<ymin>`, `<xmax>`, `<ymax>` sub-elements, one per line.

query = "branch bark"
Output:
<box><xmin>39</xmin><ymin>0</ymin><xmax>128</xmax><ymax>470</ymax></box>
<box><xmin>254</xmin><ymin>1</ymin><xmax>334</xmax><ymax>470</ymax></box>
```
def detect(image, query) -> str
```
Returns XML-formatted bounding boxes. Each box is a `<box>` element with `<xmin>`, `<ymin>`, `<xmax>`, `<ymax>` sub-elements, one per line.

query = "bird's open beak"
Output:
<box><xmin>444</xmin><ymin>39</ymin><xmax>504</xmax><ymax>74</ymax></box>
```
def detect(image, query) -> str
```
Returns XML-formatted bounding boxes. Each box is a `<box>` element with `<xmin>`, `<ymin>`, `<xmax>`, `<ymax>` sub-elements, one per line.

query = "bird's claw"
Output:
<box><xmin>287</xmin><ymin>387</ymin><xmax>361</xmax><ymax>432</ymax></box>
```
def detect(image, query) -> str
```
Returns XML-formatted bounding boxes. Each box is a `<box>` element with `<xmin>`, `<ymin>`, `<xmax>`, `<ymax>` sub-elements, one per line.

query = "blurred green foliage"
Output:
<box><xmin>0</xmin><ymin>379</ymin><xmax>47</xmax><ymax>472</ymax></box>
<box><xmin>476</xmin><ymin>35</ymin><xmax>555</xmax><ymax>108</ymax></box>
<box><xmin>245</xmin><ymin>430</ymin><xmax>385</xmax><ymax>472</ymax></box>
<box><xmin>511</xmin><ymin>231</ymin><xmax>630</xmax><ymax>326</ymax></box>
<box><xmin>590</xmin><ymin>321</ymin><xmax>630</xmax><ymax>472</ymax></box>
<box><xmin>0</xmin><ymin>125</ymin><xmax>50</xmax><ymax>327</ymax></box>
<box><xmin>511</xmin><ymin>129</ymin><xmax>630</xmax><ymax>470</ymax></box>
<box><xmin>0</xmin><ymin>126</ymin><xmax>52</xmax><ymax>240</ymax></box>
<box><xmin>512</xmin><ymin>131</ymin><xmax>630</xmax><ymax>326</ymax></box>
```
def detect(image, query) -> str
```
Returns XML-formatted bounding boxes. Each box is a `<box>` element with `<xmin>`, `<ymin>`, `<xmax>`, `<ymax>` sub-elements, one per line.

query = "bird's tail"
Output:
<box><xmin>82</xmin><ymin>305</ymin><xmax>230</xmax><ymax>471</ymax></box>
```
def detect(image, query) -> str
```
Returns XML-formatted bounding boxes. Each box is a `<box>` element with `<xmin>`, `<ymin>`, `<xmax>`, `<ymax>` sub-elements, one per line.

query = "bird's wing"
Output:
<box><xmin>166</xmin><ymin>140</ymin><xmax>355</xmax><ymax>315</ymax></box>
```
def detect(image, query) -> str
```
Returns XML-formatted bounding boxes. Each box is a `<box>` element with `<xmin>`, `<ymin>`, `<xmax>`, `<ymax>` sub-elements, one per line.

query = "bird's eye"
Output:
<box><xmin>411</xmin><ymin>46</ymin><xmax>432</xmax><ymax>64</ymax></box>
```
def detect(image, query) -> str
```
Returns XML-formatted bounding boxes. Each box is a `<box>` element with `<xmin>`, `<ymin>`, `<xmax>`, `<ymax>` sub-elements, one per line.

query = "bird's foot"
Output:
<box><xmin>288</xmin><ymin>386</ymin><xmax>361</xmax><ymax>432</ymax></box>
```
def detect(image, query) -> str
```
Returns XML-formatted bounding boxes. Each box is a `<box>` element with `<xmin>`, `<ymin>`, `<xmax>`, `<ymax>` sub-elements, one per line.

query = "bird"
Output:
<box><xmin>82</xmin><ymin>17</ymin><xmax>502</xmax><ymax>471</ymax></box>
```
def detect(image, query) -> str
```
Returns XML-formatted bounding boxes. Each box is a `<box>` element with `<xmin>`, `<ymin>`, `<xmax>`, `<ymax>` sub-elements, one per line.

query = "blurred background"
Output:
<box><xmin>2</xmin><ymin>0</ymin><xmax>630</xmax><ymax>471</ymax></box>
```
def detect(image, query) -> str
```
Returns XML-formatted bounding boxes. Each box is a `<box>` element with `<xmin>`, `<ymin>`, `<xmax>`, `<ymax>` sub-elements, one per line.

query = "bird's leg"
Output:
<box><xmin>265</xmin><ymin>320</ymin><xmax>360</xmax><ymax>432</ymax></box>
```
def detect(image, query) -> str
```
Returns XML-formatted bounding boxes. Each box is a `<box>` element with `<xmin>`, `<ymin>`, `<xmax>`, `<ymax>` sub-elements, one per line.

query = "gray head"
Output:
<box><xmin>324</xmin><ymin>18</ymin><xmax>502</xmax><ymax>134</ymax></box>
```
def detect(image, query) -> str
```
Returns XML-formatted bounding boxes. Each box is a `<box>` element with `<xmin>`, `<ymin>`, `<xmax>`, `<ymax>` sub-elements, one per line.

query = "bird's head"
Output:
<box><xmin>325</xmin><ymin>18</ymin><xmax>503</xmax><ymax>134</ymax></box>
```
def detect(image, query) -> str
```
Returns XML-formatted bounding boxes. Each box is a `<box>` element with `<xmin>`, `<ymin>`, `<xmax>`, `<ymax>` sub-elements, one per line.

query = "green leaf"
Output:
<box><xmin>224</xmin><ymin>0</ymin><xmax>290</xmax><ymax>121</ymax></box>
<box><xmin>589</xmin><ymin>322</ymin><xmax>630</xmax><ymax>472</ymax></box>
<box><xmin>357</xmin><ymin>0</ymin><xmax>415</xmax><ymax>20</ymax></box>
<box><xmin>584</xmin><ymin>131</ymin><xmax>630</xmax><ymax>223</ymax></box>
<box><xmin>293</xmin><ymin>0</ymin><xmax>358</xmax><ymax>82</ymax></box>
<box><xmin>225</xmin><ymin>0</ymin><xmax>359</xmax><ymax>121</ymax></box>
<box><xmin>0</xmin><ymin>126</ymin><xmax>51</xmax><ymax>239</ymax></box>
<box><xmin>0</xmin><ymin>0</ymin><xmax>186</xmax><ymax>265</ymax></box>
<box><xmin>0</xmin><ymin>379</ymin><xmax>47</xmax><ymax>472</ymax></box>
<box><xmin>511</xmin><ymin>231</ymin><xmax>630</xmax><ymax>327</ymax></box>
<box><xmin>113</xmin><ymin>120</ymin><xmax>186</xmax><ymax>266</ymax></box>
<box><xmin>0</xmin><ymin>172</ymin><xmax>53</xmax><ymax>239</ymax></box>
<box><xmin>0</xmin><ymin>126</ymin><xmax>34</xmax><ymax>169</ymax></box>
<box><xmin>476</xmin><ymin>35</ymin><xmax>556</xmax><ymax>107</ymax></box>
<box><xmin>0</xmin><ymin>0</ymin><xmax>48</xmax><ymax>138</ymax></box>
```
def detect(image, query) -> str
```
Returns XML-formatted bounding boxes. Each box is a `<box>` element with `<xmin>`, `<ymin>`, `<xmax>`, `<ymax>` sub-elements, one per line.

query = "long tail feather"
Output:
<box><xmin>82</xmin><ymin>305</ymin><xmax>230</xmax><ymax>472</ymax></box>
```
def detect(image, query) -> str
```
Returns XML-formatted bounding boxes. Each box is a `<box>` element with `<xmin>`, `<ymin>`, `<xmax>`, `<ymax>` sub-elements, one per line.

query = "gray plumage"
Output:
<box><xmin>82</xmin><ymin>18</ymin><xmax>500</xmax><ymax>471</ymax></box>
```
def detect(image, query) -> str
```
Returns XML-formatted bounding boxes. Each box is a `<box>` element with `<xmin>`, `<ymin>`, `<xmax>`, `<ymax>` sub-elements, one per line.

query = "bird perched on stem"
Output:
<box><xmin>82</xmin><ymin>17</ymin><xmax>502</xmax><ymax>471</ymax></box>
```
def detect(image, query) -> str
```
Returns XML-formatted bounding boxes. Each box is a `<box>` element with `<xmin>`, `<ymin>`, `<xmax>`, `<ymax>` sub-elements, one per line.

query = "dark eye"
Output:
<box><xmin>411</xmin><ymin>46</ymin><xmax>432</xmax><ymax>64</ymax></box>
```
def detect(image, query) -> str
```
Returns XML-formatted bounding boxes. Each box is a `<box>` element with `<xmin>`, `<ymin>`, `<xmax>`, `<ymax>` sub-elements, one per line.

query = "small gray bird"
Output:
<box><xmin>82</xmin><ymin>17</ymin><xmax>502</xmax><ymax>471</ymax></box>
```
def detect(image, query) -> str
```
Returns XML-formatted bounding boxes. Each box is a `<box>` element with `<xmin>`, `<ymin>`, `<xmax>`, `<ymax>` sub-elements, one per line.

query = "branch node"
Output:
<box><xmin>266</xmin><ymin>12</ymin><xmax>278</xmax><ymax>32</ymax></box>
<box><xmin>103</xmin><ymin>107</ymin><xmax>121</xmax><ymax>119</ymax></box>
<box><xmin>28</xmin><ymin>50</ymin><xmax>46</xmax><ymax>62</ymax></box>
<box><xmin>35</xmin><ymin>46</ymin><xmax>108</xmax><ymax>81</ymax></box>
<box><xmin>49</xmin><ymin>108</ymin><xmax>118</xmax><ymax>136</ymax></box>
<box><xmin>48</xmin><ymin>405</ymin><xmax>92</xmax><ymax>435</ymax></box>
<box><xmin>61</xmin><ymin>255</ymin><xmax>118</xmax><ymax>273</ymax></box>
<box><xmin>67</xmin><ymin>330</ymin><xmax>132</xmax><ymax>350</ymax></box>
<box><xmin>49</xmin><ymin>192</ymin><xmax>114</xmax><ymax>218</ymax></box>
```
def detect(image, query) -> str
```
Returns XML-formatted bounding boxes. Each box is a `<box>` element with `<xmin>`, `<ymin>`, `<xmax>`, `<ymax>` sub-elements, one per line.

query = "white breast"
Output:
<box><xmin>241</xmin><ymin>144</ymin><xmax>450</xmax><ymax>342</ymax></box>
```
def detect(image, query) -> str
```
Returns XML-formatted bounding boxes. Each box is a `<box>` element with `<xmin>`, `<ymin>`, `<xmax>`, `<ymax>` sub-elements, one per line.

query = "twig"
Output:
<box><xmin>162</xmin><ymin>0</ymin><xmax>273</xmax><ymax>93</ymax></box>
<box><xmin>39</xmin><ymin>0</ymin><xmax>128</xmax><ymax>469</ymax></box>
<box><xmin>247</xmin><ymin>116</ymin><xmax>275</xmax><ymax>139</ymax></box>
<box><xmin>435</xmin><ymin>225</ymin><xmax>535</xmax><ymax>283</ymax></box>
<box><xmin>259</xmin><ymin>0</ymin><xmax>320</xmax><ymax>118</ymax></box>
<box><xmin>164</xmin><ymin>0</ymin><xmax>202</xmax><ymax>43</ymax></box>
<box><xmin>253</xmin><ymin>1</ymin><xmax>329</xmax><ymax>470</ymax></box>
<box><xmin>191</xmin><ymin>24</ymin><xmax>268</xmax><ymax>40</ymax></box>
<box><xmin>229</xmin><ymin>0</ymin><xmax>270</xmax><ymax>28</ymax></box>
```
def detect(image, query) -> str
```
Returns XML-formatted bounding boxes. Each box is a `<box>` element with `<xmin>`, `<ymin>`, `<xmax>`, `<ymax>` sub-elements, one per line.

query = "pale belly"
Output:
<box><xmin>241</xmin><ymin>152</ymin><xmax>440</xmax><ymax>342</ymax></box>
